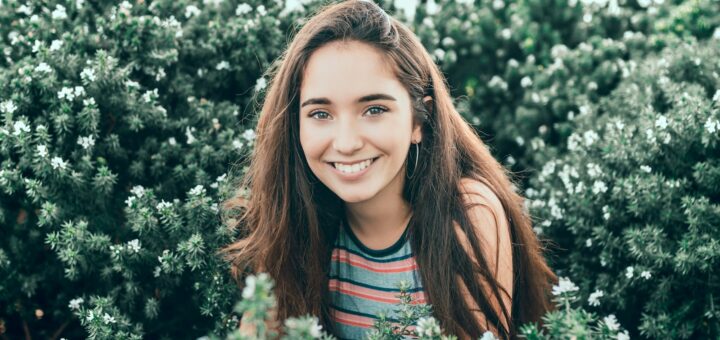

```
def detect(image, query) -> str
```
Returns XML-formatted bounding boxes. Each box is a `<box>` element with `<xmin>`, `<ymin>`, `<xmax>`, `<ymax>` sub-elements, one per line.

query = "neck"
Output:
<box><xmin>344</xmin><ymin>175</ymin><xmax>412</xmax><ymax>247</ymax></box>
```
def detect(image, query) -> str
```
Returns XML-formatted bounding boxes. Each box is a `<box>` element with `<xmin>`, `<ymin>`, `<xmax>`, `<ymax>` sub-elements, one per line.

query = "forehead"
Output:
<box><xmin>300</xmin><ymin>40</ymin><xmax>407</xmax><ymax>103</ymax></box>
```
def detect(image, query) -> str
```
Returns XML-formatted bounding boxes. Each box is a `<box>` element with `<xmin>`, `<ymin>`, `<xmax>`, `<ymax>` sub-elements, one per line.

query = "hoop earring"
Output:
<box><xmin>406</xmin><ymin>142</ymin><xmax>419</xmax><ymax>179</ymax></box>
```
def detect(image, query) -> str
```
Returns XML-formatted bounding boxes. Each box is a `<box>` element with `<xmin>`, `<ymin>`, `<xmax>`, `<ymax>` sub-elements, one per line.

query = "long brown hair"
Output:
<box><xmin>219</xmin><ymin>1</ymin><xmax>557</xmax><ymax>338</ymax></box>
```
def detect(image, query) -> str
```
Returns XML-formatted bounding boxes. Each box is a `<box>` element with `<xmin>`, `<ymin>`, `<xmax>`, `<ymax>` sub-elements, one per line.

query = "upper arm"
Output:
<box><xmin>455</xmin><ymin>177</ymin><xmax>514</xmax><ymax>335</ymax></box>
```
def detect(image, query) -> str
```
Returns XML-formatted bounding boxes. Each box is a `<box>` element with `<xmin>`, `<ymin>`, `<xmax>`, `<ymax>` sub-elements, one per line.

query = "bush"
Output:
<box><xmin>212</xmin><ymin>274</ymin><xmax>629</xmax><ymax>340</ymax></box>
<box><xmin>527</xmin><ymin>39</ymin><xmax>720</xmax><ymax>338</ymax></box>
<box><xmin>0</xmin><ymin>0</ymin><xmax>324</xmax><ymax>337</ymax></box>
<box><xmin>0</xmin><ymin>0</ymin><xmax>717</xmax><ymax>338</ymax></box>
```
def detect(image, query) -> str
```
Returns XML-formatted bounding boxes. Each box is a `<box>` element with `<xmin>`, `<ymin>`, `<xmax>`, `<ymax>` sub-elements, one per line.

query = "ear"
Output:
<box><xmin>413</xmin><ymin>95</ymin><xmax>433</xmax><ymax>143</ymax></box>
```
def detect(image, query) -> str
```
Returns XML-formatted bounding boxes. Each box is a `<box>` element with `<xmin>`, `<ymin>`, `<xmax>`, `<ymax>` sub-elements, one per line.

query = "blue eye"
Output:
<box><xmin>365</xmin><ymin>106</ymin><xmax>388</xmax><ymax>116</ymax></box>
<box><xmin>309</xmin><ymin>111</ymin><xmax>330</xmax><ymax>120</ymax></box>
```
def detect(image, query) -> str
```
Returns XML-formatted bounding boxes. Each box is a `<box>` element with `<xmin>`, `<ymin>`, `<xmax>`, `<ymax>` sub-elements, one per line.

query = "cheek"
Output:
<box><xmin>299</xmin><ymin>122</ymin><xmax>325</xmax><ymax>160</ymax></box>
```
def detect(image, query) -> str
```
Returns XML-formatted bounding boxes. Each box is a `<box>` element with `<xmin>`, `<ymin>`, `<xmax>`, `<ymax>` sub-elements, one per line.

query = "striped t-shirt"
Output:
<box><xmin>328</xmin><ymin>215</ymin><xmax>426</xmax><ymax>339</ymax></box>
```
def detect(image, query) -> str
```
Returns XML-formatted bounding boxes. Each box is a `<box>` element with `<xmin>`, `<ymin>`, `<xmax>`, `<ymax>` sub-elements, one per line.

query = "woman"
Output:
<box><xmin>220</xmin><ymin>1</ymin><xmax>557</xmax><ymax>338</ymax></box>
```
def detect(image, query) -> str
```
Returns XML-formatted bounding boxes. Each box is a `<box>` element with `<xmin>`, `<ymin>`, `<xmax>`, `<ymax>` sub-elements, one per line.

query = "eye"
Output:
<box><xmin>309</xmin><ymin>111</ymin><xmax>331</xmax><ymax>120</ymax></box>
<box><xmin>365</xmin><ymin>106</ymin><xmax>388</xmax><ymax>117</ymax></box>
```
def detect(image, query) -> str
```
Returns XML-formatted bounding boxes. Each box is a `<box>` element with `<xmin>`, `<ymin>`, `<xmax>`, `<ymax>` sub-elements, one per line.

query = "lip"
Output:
<box><xmin>327</xmin><ymin>157</ymin><xmax>379</xmax><ymax>181</ymax></box>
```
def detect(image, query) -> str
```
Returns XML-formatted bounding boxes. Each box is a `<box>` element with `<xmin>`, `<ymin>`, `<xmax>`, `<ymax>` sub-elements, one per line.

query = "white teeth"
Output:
<box><xmin>333</xmin><ymin>158</ymin><xmax>374</xmax><ymax>174</ymax></box>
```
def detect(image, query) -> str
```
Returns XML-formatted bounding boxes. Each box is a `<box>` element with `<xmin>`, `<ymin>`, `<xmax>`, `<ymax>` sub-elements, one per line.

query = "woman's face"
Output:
<box><xmin>299</xmin><ymin>40</ymin><xmax>422</xmax><ymax>203</ymax></box>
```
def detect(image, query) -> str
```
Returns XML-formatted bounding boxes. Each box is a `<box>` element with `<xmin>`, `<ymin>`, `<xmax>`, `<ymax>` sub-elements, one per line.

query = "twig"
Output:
<box><xmin>22</xmin><ymin>319</ymin><xmax>31</xmax><ymax>340</ymax></box>
<box><xmin>50</xmin><ymin>319</ymin><xmax>71</xmax><ymax>340</ymax></box>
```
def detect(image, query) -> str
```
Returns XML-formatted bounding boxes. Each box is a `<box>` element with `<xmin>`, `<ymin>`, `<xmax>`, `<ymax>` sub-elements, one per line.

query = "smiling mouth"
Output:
<box><xmin>327</xmin><ymin>157</ymin><xmax>379</xmax><ymax>174</ymax></box>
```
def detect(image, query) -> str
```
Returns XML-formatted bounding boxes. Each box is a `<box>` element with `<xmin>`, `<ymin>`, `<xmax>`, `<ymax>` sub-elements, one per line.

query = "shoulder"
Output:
<box><xmin>457</xmin><ymin>177</ymin><xmax>504</xmax><ymax>211</ymax></box>
<box><xmin>454</xmin><ymin>176</ymin><xmax>512</xmax><ymax>275</ymax></box>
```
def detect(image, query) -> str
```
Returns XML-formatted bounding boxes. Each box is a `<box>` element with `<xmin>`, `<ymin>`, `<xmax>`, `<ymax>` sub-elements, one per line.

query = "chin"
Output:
<box><xmin>334</xmin><ymin>188</ymin><xmax>375</xmax><ymax>203</ymax></box>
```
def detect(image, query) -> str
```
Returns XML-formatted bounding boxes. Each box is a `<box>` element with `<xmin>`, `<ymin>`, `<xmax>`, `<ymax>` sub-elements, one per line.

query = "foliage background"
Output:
<box><xmin>0</xmin><ymin>0</ymin><xmax>718</xmax><ymax>338</ymax></box>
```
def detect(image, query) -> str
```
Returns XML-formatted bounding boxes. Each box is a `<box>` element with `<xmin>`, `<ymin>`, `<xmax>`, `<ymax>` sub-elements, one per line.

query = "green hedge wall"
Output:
<box><xmin>0</xmin><ymin>0</ymin><xmax>718</xmax><ymax>339</ymax></box>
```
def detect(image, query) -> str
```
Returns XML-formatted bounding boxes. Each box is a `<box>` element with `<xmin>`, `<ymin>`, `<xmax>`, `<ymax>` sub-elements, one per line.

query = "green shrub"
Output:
<box><xmin>0</xmin><ymin>0</ymin><xmax>324</xmax><ymax>337</ymax></box>
<box><xmin>527</xmin><ymin>39</ymin><xmax>720</xmax><ymax>338</ymax></box>
<box><xmin>212</xmin><ymin>274</ymin><xmax>629</xmax><ymax>340</ymax></box>
<box><xmin>1</xmin><ymin>0</ymin><xmax>718</xmax><ymax>338</ymax></box>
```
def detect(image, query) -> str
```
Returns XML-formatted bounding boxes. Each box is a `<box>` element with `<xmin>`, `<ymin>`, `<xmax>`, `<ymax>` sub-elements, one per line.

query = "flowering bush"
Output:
<box><xmin>212</xmin><ymin>274</ymin><xmax>628</xmax><ymax>340</ymax></box>
<box><xmin>0</xmin><ymin>0</ymin><xmax>717</xmax><ymax>338</ymax></box>
<box><xmin>400</xmin><ymin>0</ymin><xmax>720</xmax><ymax>171</ymax></box>
<box><xmin>0</xmin><ymin>0</ymin><xmax>323</xmax><ymax>338</ymax></box>
<box><xmin>527</xmin><ymin>39</ymin><xmax>720</xmax><ymax>338</ymax></box>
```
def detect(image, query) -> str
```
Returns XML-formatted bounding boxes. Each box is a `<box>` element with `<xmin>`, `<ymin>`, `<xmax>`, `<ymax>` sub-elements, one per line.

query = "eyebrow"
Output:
<box><xmin>300</xmin><ymin>93</ymin><xmax>397</xmax><ymax>108</ymax></box>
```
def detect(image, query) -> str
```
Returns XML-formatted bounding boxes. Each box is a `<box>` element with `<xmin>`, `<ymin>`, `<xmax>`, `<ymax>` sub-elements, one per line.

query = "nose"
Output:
<box><xmin>332</xmin><ymin>118</ymin><xmax>364</xmax><ymax>154</ymax></box>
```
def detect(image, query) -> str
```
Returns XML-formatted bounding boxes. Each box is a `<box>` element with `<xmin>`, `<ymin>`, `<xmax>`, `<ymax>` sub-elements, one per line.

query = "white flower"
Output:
<box><xmin>603</xmin><ymin>314</ymin><xmax>620</xmax><ymax>331</ymax></box>
<box><xmin>640</xmin><ymin>270</ymin><xmax>651</xmax><ymax>279</ymax></box>
<box><xmin>50</xmin><ymin>40</ymin><xmax>63</xmax><ymax>51</ymax></box>
<box><xmin>68</xmin><ymin>297</ymin><xmax>84</xmax><ymax>310</ymax></box>
<box><xmin>520</xmin><ymin>76</ymin><xmax>533</xmax><ymax>88</ymax></box>
<box><xmin>585</xmin><ymin>238</ymin><xmax>592</xmax><ymax>247</ymax></box>
<box><xmin>433</xmin><ymin>48</ymin><xmax>445</xmax><ymax>61</ymax></box>
<box><xmin>242</xmin><ymin>129</ymin><xmax>256</xmax><ymax>142</ymax></box>
<box><xmin>416</xmin><ymin>317</ymin><xmax>442</xmax><ymax>337</ymax></box>
<box><xmin>16</xmin><ymin>5</ymin><xmax>32</xmax><ymax>15</ymax></box>
<box><xmin>515</xmin><ymin>136</ymin><xmax>525</xmax><ymax>146</ymax></box>
<box><xmin>189</xmin><ymin>184</ymin><xmax>205</xmax><ymax>196</ymax></box>
<box><xmin>637</xmin><ymin>0</ymin><xmax>652</xmax><ymax>7</ymax></box>
<box><xmin>1</xmin><ymin>100</ymin><xmax>17</xmax><ymax>114</ymax></box>
<box><xmin>203</xmin><ymin>0</ymin><xmax>224</xmax><ymax>6</ymax></box>
<box><xmin>35</xmin><ymin>62</ymin><xmax>52</xmax><ymax>73</ymax></box>
<box><xmin>257</xmin><ymin>5</ymin><xmax>267</xmax><ymax>16</ymax></box>
<box><xmin>76</xmin><ymin>0</ymin><xmax>85</xmax><ymax>10</ymax></box>
<box><xmin>592</xmin><ymin>180</ymin><xmax>608</xmax><ymax>194</ymax></box>
<box><xmin>500</xmin><ymin>28</ymin><xmax>512</xmax><ymax>40</ymax></box>
<box><xmin>156</xmin><ymin>200</ymin><xmax>173</xmax><ymax>210</ymax></box>
<box><xmin>583</xmin><ymin>130</ymin><xmax>599</xmax><ymax>147</ymax></box>
<box><xmin>492</xmin><ymin>0</ymin><xmax>505</xmax><ymax>10</ymax></box>
<box><xmin>602</xmin><ymin>205</ymin><xmax>610</xmax><ymax>220</ymax></box>
<box><xmin>625</xmin><ymin>266</ymin><xmax>634</xmax><ymax>279</ymax></box>
<box><xmin>81</xmin><ymin>68</ymin><xmax>96</xmax><ymax>82</ymax></box>
<box><xmin>102</xmin><ymin>313</ymin><xmax>116</xmax><ymax>324</ymax></box>
<box><xmin>74</xmin><ymin>86</ymin><xmax>85</xmax><ymax>97</ymax></box>
<box><xmin>83</xmin><ymin>98</ymin><xmax>96</xmax><ymax>107</ymax></box>
<box><xmin>655</xmin><ymin>115</ymin><xmax>668</xmax><ymax>129</ymax></box>
<box><xmin>52</xmin><ymin>5</ymin><xmax>67</xmax><ymax>20</ymax></box>
<box><xmin>645</xmin><ymin>128</ymin><xmax>655</xmax><ymax>142</ymax></box>
<box><xmin>216</xmin><ymin>61</ymin><xmax>230</xmax><ymax>70</ymax></box>
<box><xmin>37</xmin><ymin>145</ymin><xmax>48</xmax><ymax>157</ymax></box>
<box><xmin>130</xmin><ymin>185</ymin><xmax>146</xmax><ymax>198</ymax></box>
<box><xmin>254</xmin><ymin>77</ymin><xmax>267</xmax><ymax>92</ymax></box>
<box><xmin>32</xmin><ymin>40</ymin><xmax>44</xmax><ymax>53</ymax></box>
<box><xmin>126</xmin><ymin>80</ymin><xmax>140</xmax><ymax>89</ymax></box>
<box><xmin>488</xmin><ymin>75</ymin><xmax>508</xmax><ymax>91</ymax></box>
<box><xmin>232</xmin><ymin>140</ymin><xmax>244</xmax><ymax>150</ymax></box>
<box><xmin>51</xmin><ymin>157</ymin><xmax>68</xmax><ymax>170</ymax></box>
<box><xmin>236</xmin><ymin>3</ymin><xmax>252</xmax><ymax>16</ymax></box>
<box><xmin>640</xmin><ymin>165</ymin><xmax>652</xmax><ymax>173</ymax></box>
<box><xmin>125</xmin><ymin>196</ymin><xmax>136</xmax><ymax>208</ymax></box>
<box><xmin>185</xmin><ymin>126</ymin><xmax>197</xmax><ymax>144</ymax></box>
<box><xmin>127</xmin><ymin>239</ymin><xmax>141</xmax><ymax>253</ymax></box>
<box><xmin>617</xmin><ymin>330</ymin><xmax>630</xmax><ymax>340</ymax></box>
<box><xmin>58</xmin><ymin>87</ymin><xmax>75</xmax><ymax>101</ymax></box>
<box><xmin>588</xmin><ymin>289</ymin><xmax>604</xmax><ymax>306</ymax></box>
<box><xmin>77</xmin><ymin>135</ymin><xmax>95</xmax><ymax>149</ymax></box>
<box><xmin>168</xmin><ymin>137</ymin><xmax>177</xmax><ymax>146</ymax></box>
<box><xmin>242</xmin><ymin>275</ymin><xmax>257</xmax><ymax>299</ymax></box>
<box><xmin>119</xmin><ymin>1</ymin><xmax>133</xmax><ymax>11</ymax></box>
<box><xmin>185</xmin><ymin>5</ymin><xmax>201</xmax><ymax>18</ymax></box>
<box><xmin>552</xmin><ymin>277</ymin><xmax>579</xmax><ymax>296</ymax></box>
<box><xmin>586</xmin><ymin>163</ymin><xmax>602</xmax><ymax>178</ymax></box>
<box><xmin>142</xmin><ymin>89</ymin><xmax>158</xmax><ymax>103</ymax></box>
<box><xmin>705</xmin><ymin>118</ymin><xmax>719</xmax><ymax>134</ymax></box>
<box><xmin>13</xmin><ymin>121</ymin><xmax>30</xmax><ymax>136</ymax></box>
<box><xmin>481</xmin><ymin>331</ymin><xmax>498</xmax><ymax>340</ymax></box>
